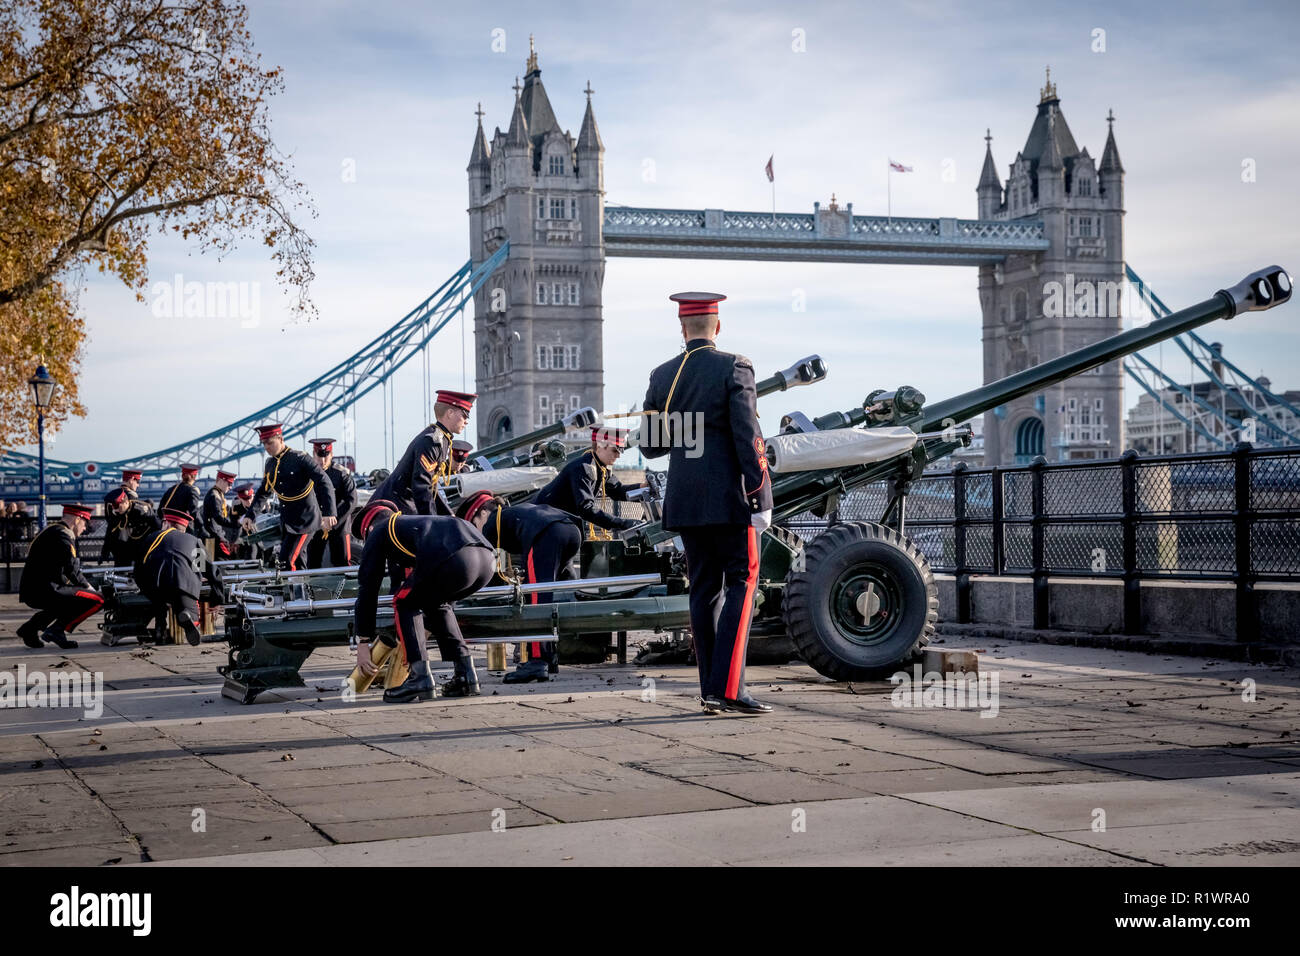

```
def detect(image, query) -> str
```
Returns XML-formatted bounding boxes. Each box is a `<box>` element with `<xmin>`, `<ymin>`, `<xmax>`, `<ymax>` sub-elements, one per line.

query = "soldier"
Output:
<box><xmin>136</xmin><ymin>508</ymin><xmax>206</xmax><ymax>646</ymax></box>
<box><xmin>641</xmin><ymin>292</ymin><xmax>773</xmax><ymax>716</ymax></box>
<box><xmin>16</xmin><ymin>504</ymin><xmax>103</xmax><ymax>650</ymax></box>
<box><xmin>102</xmin><ymin>468</ymin><xmax>142</xmax><ymax>510</ymax></box>
<box><xmin>350</xmin><ymin>499</ymin><xmax>495</xmax><ymax>703</ymax></box>
<box><xmin>370</xmin><ymin>389</ymin><xmax>476</xmax><ymax>516</ymax></box>
<box><xmin>306</xmin><ymin>438</ymin><xmax>358</xmax><ymax>568</ymax></box>
<box><xmin>157</xmin><ymin>464</ymin><xmax>203</xmax><ymax>530</ymax></box>
<box><xmin>240</xmin><ymin>424</ymin><xmax>338</xmax><ymax>570</ymax></box>
<box><xmin>459</xmin><ymin>492</ymin><xmax>582</xmax><ymax>683</ymax></box>
<box><xmin>100</xmin><ymin>486</ymin><xmax>160</xmax><ymax>567</ymax></box>
<box><xmin>450</xmin><ymin>439</ymin><xmax>473</xmax><ymax>474</ymax></box>
<box><xmin>534</xmin><ymin>426</ymin><xmax>643</xmax><ymax>537</ymax></box>
<box><xmin>201</xmin><ymin>469</ymin><xmax>241</xmax><ymax>559</ymax></box>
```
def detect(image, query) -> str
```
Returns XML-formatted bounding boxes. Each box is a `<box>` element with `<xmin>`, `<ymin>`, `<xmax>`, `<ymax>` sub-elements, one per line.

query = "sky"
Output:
<box><xmin>19</xmin><ymin>0</ymin><xmax>1300</xmax><ymax>475</ymax></box>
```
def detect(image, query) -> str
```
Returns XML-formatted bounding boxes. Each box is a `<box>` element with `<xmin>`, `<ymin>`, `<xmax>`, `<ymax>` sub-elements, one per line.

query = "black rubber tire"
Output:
<box><xmin>783</xmin><ymin>521</ymin><xmax>936</xmax><ymax>681</ymax></box>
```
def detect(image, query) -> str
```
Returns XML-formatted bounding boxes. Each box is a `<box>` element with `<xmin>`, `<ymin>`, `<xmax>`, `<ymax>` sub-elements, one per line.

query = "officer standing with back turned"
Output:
<box><xmin>641</xmin><ymin>292</ymin><xmax>773</xmax><ymax>715</ymax></box>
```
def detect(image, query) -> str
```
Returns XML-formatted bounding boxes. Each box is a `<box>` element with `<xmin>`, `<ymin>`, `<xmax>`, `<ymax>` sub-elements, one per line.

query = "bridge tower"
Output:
<box><xmin>468</xmin><ymin>39</ymin><xmax>606</xmax><ymax>448</ymax></box>
<box><xmin>978</xmin><ymin>70</ymin><xmax>1126</xmax><ymax>464</ymax></box>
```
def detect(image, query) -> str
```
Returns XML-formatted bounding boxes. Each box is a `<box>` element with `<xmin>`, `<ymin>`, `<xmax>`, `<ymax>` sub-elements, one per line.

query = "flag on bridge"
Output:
<box><xmin>889</xmin><ymin>159</ymin><xmax>912</xmax><ymax>172</ymax></box>
<box><xmin>765</xmin><ymin>155</ymin><xmax>774</xmax><ymax>182</ymax></box>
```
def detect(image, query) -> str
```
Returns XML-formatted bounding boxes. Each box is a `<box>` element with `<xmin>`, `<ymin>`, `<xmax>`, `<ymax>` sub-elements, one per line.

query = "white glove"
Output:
<box><xmin>751</xmin><ymin>509</ymin><xmax>772</xmax><ymax>532</ymax></box>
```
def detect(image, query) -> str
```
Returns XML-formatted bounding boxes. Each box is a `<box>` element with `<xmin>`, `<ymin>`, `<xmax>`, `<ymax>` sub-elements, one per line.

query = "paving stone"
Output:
<box><xmin>284</xmin><ymin>780</ymin><xmax>514</xmax><ymax>823</ymax></box>
<box><xmin>748</xmin><ymin>749</ymin><xmax>940</xmax><ymax>775</ymax></box>
<box><xmin>317</xmin><ymin>807</ymin><xmax>554</xmax><ymax>844</ymax></box>
<box><xmin>115</xmin><ymin>801</ymin><xmax>329</xmax><ymax>861</ymax></box>
<box><xmin>687</xmin><ymin>770</ymin><xmax>867</xmax><ymax>804</ymax></box>
<box><xmin>0</xmin><ymin>841</ymin><xmax>139</xmax><ymax>866</ymax></box>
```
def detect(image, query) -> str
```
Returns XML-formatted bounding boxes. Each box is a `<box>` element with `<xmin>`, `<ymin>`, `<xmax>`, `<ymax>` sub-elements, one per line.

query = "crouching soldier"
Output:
<box><xmin>351</xmin><ymin>500</ymin><xmax>495</xmax><ymax>703</ymax></box>
<box><xmin>534</xmin><ymin>427</ymin><xmax>644</xmax><ymax>537</ymax></box>
<box><xmin>16</xmin><ymin>504</ymin><xmax>103</xmax><ymax>650</ymax></box>
<box><xmin>100</xmin><ymin>486</ymin><xmax>160</xmax><ymax>567</ymax></box>
<box><xmin>136</xmin><ymin>509</ymin><xmax>207</xmax><ymax>646</ymax></box>
<box><xmin>458</xmin><ymin>493</ymin><xmax>582</xmax><ymax>683</ymax></box>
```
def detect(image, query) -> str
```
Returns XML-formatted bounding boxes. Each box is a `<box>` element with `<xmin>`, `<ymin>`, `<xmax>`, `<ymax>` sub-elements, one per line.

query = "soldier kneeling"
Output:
<box><xmin>351</xmin><ymin>499</ymin><xmax>495</xmax><ymax>703</ymax></box>
<box><xmin>135</xmin><ymin>509</ymin><xmax>207</xmax><ymax>646</ymax></box>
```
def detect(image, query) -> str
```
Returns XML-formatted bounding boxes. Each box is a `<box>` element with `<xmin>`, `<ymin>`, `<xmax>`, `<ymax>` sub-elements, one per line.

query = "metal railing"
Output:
<box><xmin>784</xmin><ymin>444</ymin><xmax>1300</xmax><ymax>642</ymax></box>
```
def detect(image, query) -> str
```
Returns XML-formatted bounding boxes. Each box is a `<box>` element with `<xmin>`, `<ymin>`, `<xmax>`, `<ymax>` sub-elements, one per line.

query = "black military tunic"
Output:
<box><xmin>534</xmin><ymin>451</ymin><xmax>639</xmax><ymax>535</ymax></box>
<box><xmin>354</xmin><ymin>514</ymin><xmax>494</xmax><ymax>664</ymax></box>
<box><xmin>248</xmin><ymin>448</ymin><xmax>337</xmax><ymax>570</ymax></box>
<box><xmin>229</xmin><ymin>499</ymin><xmax>256</xmax><ymax>560</ymax></box>
<box><xmin>157</xmin><ymin>481</ymin><xmax>202</xmax><ymax>530</ymax></box>
<box><xmin>370</xmin><ymin>422</ymin><xmax>455</xmax><ymax>516</ymax></box>
<box><xmin>136</xmin><ymin>525</ymin><xmax>206</xmax><ymax>628</ymax></box>
<box><xmin>18</xmin><ymin>523</ymin><xmax>104</xmax><ymax>637</ymax></box>
<box><xmin>307</xmin><ymin>464</ymin><xmax>358</xmax><ymax>568</ymax></box>
<box><xmin>481</xmin><ymin>501</ymin><xmax>582</xmax><ymax>666</ymax></box>
<box><xmin>100</xmin><ymin>498</ymin><xmax>160</xmax><ymax>566</ymax></box>
<box><xmin>202</xmin><ymin>486</ymin><xmax>241</xmax><ymax>557</ymax></box>
<box><xmin>641</xmin><ymin>337</ymin><xmax>772</xmax><ymax>703</ymax></box>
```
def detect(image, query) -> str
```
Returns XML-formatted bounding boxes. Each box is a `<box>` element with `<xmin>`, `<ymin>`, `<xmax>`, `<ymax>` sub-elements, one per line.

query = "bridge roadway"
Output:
<box><xmin>603</xmin><ymin>206</ymin><xmax>1049</xmax><ymax>266</ymax></box>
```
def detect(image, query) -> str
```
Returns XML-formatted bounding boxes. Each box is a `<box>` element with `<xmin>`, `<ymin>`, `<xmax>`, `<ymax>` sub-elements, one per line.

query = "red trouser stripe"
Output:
<box><xmin>725</xmin><ymin>527</ymin><xmax>760</xmax><ymax>700</ymax></box>
<box><xmin>68</xmin><ymin>590</ymin><xmax>105</xmax><ymax>630</ymax></box>
<box><xmin>526</xmin><ymin>550</ymin><xmax>541</xmax><ymax>657</ymax></box>
<box><xmin>392</xmin><ymin>581</ymin><xmax>413</xmax><ymax>648</ymax></box>
<box><xmin>344</xmin><ymin>535</ymin><xmax>352</xmax><ymax>564</ymax></box>
<box><xmin>287</xmin><ymin>534</ymin><xmax>307</xmax><ymax>569</ymax></box>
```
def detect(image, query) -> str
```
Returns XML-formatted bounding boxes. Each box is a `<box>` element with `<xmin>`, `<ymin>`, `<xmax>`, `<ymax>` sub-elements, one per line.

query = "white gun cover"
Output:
<box><xmin>765</xmin><ymin>427</ymin><xmax>918</xmax><ymax>473</ymax></box>
<box><xmin>453</xmin><ymin>466</ymin><xmax>558</xmax><ymax>498</ymax></box>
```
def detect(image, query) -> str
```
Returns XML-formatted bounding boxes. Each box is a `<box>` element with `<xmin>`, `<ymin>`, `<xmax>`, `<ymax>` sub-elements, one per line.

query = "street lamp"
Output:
<box><xmin>28</xmin><ymin>364</ymin><xmax>56</xmax><ymax>530</ymax></box>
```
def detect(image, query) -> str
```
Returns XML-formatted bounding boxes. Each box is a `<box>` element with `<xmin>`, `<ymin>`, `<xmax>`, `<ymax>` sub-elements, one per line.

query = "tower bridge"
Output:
<box><xmin>468</xmin><ymin>50</ymin><xmax>1128</xmax><ymax>466</ymax></box>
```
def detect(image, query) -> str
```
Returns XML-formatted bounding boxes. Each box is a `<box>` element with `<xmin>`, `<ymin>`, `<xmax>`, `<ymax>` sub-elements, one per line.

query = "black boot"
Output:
<box><xmin>383</xmin><ymin>659</ymin><xmax>436</xmax><ymax>703</ymax></box>
<box><xmin>17</xmin><ymin>619</ymin><xmax>43</xmax><ymax>649</ymax></box>
<box><xmin>440</xmin><ymin>657</ymin><xmax>481</xmax><ymax>698</ymax></box>
<box><xmin>502</xmin><ymin>658</ymin><xmax>550</xmax><ymax>684</ymax></box>
<box><xmin>177</xmin><ymin>613</ymin><xmax>202</xmax><ymax>647</ymax></box>
<box><xmin>42</xmin><ymin>629</ymin><xmax>78</xmax><ymax>650</ymax></box>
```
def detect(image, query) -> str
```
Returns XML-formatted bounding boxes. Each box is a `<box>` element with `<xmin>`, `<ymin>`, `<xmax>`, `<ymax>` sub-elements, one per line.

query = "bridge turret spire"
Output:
<box><xmin>578</xmin><ymin>82</ymin><xmax>603</xmax><ymax>154</ymax></box>
<box><xmin>977</xmin><ymin>128</ymin><xmax>1002</xmax><ymax>218</ymax></box>
<box><xmin>469</xmin><ymin>101</ymin><xmax>489</xmax><ymax>167</ymax></box>
<box><xmin>1100</xmin><ymin>108</ymin><xmax>1124</xmax><ymax>175</ymax></box>
<box><xmin>506</xmin><ymin>80</ymin><xmax>530</xmax><ymax>148</ymax></box>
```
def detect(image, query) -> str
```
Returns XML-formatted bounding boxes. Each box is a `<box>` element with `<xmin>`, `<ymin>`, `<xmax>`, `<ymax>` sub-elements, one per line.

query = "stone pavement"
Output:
<box><xmin>1</xmin><ymin>595</ymin><xmax>1297</xmax><ymax>866</ymax></box>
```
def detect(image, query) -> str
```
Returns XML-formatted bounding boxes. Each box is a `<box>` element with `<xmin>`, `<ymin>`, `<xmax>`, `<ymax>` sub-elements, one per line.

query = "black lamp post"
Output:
<box><xmin>28</xmin><ymin>365</ymin><xmax>56</xmax><ymax>530</ymax></box>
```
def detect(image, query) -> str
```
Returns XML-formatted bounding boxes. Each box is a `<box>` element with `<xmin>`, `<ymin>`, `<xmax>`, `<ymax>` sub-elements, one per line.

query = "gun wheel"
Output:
<box><xmin>783</xmin><ymin>521</ymin><xmax>936</xmax><ymax>681</ymax></box>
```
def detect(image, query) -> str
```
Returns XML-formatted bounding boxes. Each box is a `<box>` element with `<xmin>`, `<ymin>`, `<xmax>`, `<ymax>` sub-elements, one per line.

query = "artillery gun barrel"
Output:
<box><xmin>476</xmin><ymin>406</ymin><xmax>602</xmax><ymax>463</ymax></box>
<box><xmin>221</xmin><ymin>565</ymin><xmax>359</xmax><ymax>585</ymax></box>
<box><xmin>922</xmin><ymin>266</ymin><xmax>1292</xmax><ymax>431</ymax></box>
<box><xmin>239</xmin><ymin>571</ymin><xmax>664</xmax><ymax>615</ymax></box>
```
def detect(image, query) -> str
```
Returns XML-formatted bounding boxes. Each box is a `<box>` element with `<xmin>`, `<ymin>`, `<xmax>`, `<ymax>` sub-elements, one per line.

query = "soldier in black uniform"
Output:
<box><xmin>370</xmin><ymin>389</ymin><xmax>476</xmax><ymax>516</ymax></box>
<box><xmin>201</xmin><ymin>469</ymin><xmax>241</xmax><ymax>559</ymax></box>
<box><xmin>450</xmin><ymin>440</ymin><xmax>473</xmax><ymax>474</ymax></box>
<box><xmin>641</xmin><ymin>292</ymin><xmax>774</xmax><ymax>715</ymax></box>
<box><xmin>459</xmin><ymin>492</ymin><xmax>583</xmax><ymax>683</ymax></box>
<box><xmin>100</xmin><ymin>485</ymin><xmax>160</xmax><ymax>566</ymax></box>
<box><xmin>230</xmin><ymin>484</ymin><xmax>257</xmax><ymax>559</ymax></box>
<box><xmin>136</xmin><ymin>509</ymin><xmax>206</xmax><ymax>646</ymax></box>
<box><xmin>240</xmin><ymin>423</ymin><xmax>337</xmax><ymax>570</ymax></box>
<box><xmin>306</xmin><ymin>438</ymin><xmax>358</xmax><ymax>568</ymax></box>
<box><xmin>102</xmin><ymin>467</ymin><xmax>142</xmax><ymax>509</ymax></box>
<box><xmin>157</xmin><ymin>464</ymin><xmax>203</xmax><ymax>530</ymax></box>
<box><xmin>534</xmin><ymin>427</ymin><xmax>644</xmax><ymax>537</ymax></box>
<box><xmin>350</xmin><ymin>500</ymin><xmax>495</xmax><ymax>703</ymax></box>
<box><xmin>16</xmin><ymin>504</ymin><xmax>103</xmax><ymax>649</ymax></box>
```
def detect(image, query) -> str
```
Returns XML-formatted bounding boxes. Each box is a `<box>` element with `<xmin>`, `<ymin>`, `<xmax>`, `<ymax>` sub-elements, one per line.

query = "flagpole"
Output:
<box><xmin>887</xmin><ymin>162</ymin><xmax>892</xmax><ymax>221</ymax></box>
<box><xmin>771</xmin><ymin>179</ymin><xmax>776</xmax><ymax>223</ymax></box>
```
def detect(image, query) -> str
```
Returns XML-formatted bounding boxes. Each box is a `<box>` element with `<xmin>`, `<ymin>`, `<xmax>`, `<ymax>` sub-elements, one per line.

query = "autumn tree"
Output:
<box><xmin>0</xmin><ymin>0</ymin><xmax>315</xmax><ymax>447</ymax></box>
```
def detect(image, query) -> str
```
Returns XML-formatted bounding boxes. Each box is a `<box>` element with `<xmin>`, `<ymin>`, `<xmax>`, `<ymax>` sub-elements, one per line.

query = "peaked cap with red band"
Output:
<box><xmin>352</xmin><ymin>499</ymin><xmax>400</xmax><ymax>541</ymax></box>
<box><xmin>435</xmin><ymin>390</ymin><xmax>477</xmax><ymax>413</ymax></box>
<box><xmin>216</xmin><ymin>469</ymin><xmax>236</xmax><ymax>483</ymax></box>
<box><xmin>591</xmin><ymin>426</ymin><xmax>630</xmax><ymax>448</ymax></box>
<box><xmin>234</xmin><ymin>484</ymin><xmax>255</xmax><ymax>500</ymax></box>
<box><xmin>669</xmin><ymin>291</ymin><xmax>726</xmax><ymax>317</ymax></box>
<box><xmin>108</xmin><ymin>487</ymin><xmax>129</xmax><ymax>505</ymax></box>
<box><xmin>459</xmin><ymin>491</ymin><xmax>496</xmax><ymax>524</ymax></box>
<box><xmin>122</xmin><ymin>469</ymin><xmax>143</xmax><ymax>482</ymax></box>
<box><xmin>180</xmin><ymin>463</ymin><xmax>199</xmax><ymax>478</ymax></box>
<box><xmin>451</xmin><ymin>440</ymin><xmax>473</xmax><ymax>461</ymax></box>
<box><xmin>162</xmin><ymin>508</ymin><xmax>191</xmax><ymax>527</ymax></box>
<box><xmin>309</xmin><ymin>438</ymin><xmax>335</xmax><ymax>455</ymax></box>
<box><xmin>62</xmin><ymin>503</ymin><xmax>93</xmax><ymax>521</ymax></box>
<box><xmin>256</xmin><ymin>423</ymin><xmax>283</xmax><ymax>440</ymax></box>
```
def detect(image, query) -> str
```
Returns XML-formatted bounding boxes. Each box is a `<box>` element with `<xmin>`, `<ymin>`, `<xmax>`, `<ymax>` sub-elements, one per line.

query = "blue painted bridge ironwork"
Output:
<box><xmin>602</xmin><ymin>206</ymin><xmax>1049</xmax><ymax>266</ymax></box>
